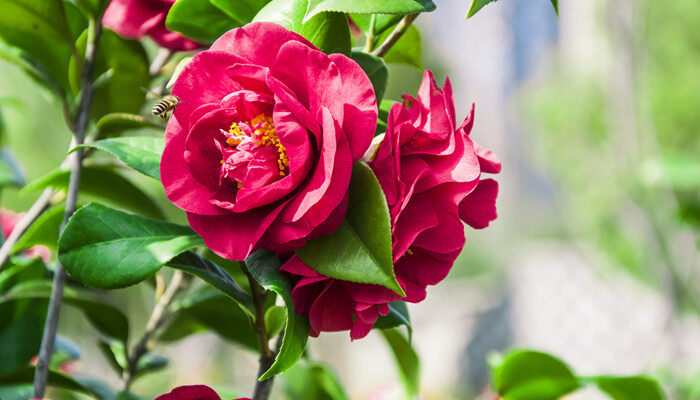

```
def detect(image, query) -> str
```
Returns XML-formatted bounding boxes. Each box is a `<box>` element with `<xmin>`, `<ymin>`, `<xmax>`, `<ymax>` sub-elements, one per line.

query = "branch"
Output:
<box><xmin>363</xmin><ymin>14</ymin><xmax>378</xmax><ymax>53</ymax></box>
<box><xmin>370</xmin><ymin>13</ymin><xmax>420</xmax><ymax>58</ymax></box>
<box><xmin>122</xmin><ymin>271</ymin><xmax>187</xmax><ymax>390</ymax></box>
<box><xmin>33</xmin><ymin>18</ymin><xmax>103</xmax><ymax>399</ymax></box>
<box><xmin>149</xmin><ymin>48</ymin><xmax>173</xmax><ymax>78</ymax></box>
<box><xmin>244</xmin><ymin>268</ymin><xmax>275</xmax><ymax>400</ymax></box>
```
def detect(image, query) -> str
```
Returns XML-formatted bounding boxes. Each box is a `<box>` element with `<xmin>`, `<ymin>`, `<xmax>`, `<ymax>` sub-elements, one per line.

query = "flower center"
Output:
<box><xmin>225</xmin><ymin>113</ymin><xmax>289</xmax><ymax>177</ymax></box>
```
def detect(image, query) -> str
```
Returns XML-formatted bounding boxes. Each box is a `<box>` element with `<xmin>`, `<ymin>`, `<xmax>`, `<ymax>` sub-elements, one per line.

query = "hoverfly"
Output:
<box><xmin>143</xmin><ymin>88</ymin><xmax>180</xmax><ymax>122</ymax></box>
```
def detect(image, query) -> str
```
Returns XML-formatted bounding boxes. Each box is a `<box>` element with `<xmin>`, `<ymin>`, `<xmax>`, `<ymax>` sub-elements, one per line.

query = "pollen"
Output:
<box><xmin>227</xmin><ymin>114</ymin><xmax>289</xmax><ymax>176</ymax></box>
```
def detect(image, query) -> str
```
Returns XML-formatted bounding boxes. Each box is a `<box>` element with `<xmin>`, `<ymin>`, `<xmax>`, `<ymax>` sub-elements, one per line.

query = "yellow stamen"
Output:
<box><xmin>406</xmin><ymin>248</ymin><xmax>414</xmax><ymax>256</ymax></box>
<box><xmin>226</xmin><ymin>114</ymin><xmax>289</xmax><ymax>176</ymax></box>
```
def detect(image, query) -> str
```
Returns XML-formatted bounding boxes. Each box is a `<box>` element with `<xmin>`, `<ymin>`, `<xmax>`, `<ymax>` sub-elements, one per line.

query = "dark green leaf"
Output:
<box><xmin>0</xmin><ymin>148</ymin><xmax>25</xmax><ymax>187</ymax></box>
<box><xmin>0</xmin><ymin>366</ymin><xmax>98</xmax><ymax>397</ymax></box>
<box><xmin>305</xmin><ymin>0</ymin><xmax>436</xmax><ymax>22</ymax></box>
<box><xmin>245</xmin><ymin>250</ymin><xmax>310</xmax><ymax>380</ymax></box>
<box><xmin>374</xmin><ymin>301</ymin><xmax>411</xmax><ymax>337</ymax></box>
<box><xmin>466</xmin><ymin>0</ymin><xmax>498</xmax><ymax>18</ymax></box>
<box><xmin>13</xmin><ymin>205</ymin><xmax>63</xmax><ymax>252</ymax></box>
<box><xmin>1</xmin><ymin>280</ymin><xmax>130</xmax><ymax>343</ymax></box>
<box><xmin>593</xmin><ymin>376</ymin><xmax>665</xmax><ymax>400</ymax></box>
<box><xmin>69</xmin><ymin>29</ymin><xmax>150</xmax><ymax>119</ymax></box>
<box><xmin>0</xmin><ymin>384</ymin><xmax>33</xmax><ymax>400</ymax></box>
<box><xmin>166</xmin><ymin>0</ymin><xmax>239</xmax><ymax>44</ymax></box>
<box><xmin>0</xmin><ymin>299</ymin><xmax>46</xmax><ymax>375</ymax></box>
<box><xmin>134</xmin><ymin>354</ymin><xmax>169</xmax><ymax>378</ymax></box>
<box><xmin>162</xmin><ymin>285</ymin><xmax>257</xmax><ymax>350</ymax></box>
<box><xmin>351</xmin><ymin>51</ymin><xmax>388</xmax><ymax>104</ymax></box>
<box><xmin>58</xmin><ymin>203</ymin><xmax>204</xmax><ymax>289</ymax></box>
<box><xmin>550</xmin><ymin>0</ymin><xmax>559</xmax><ymax>15</ymax></box>
<box><xmin>167</xmin><ymin>252</ymin><xmax>254</xmax><ymax>315</ymax></box>
<box><xmin>75</xmin><ymin>137</ymin><xmax>165</xmax><ymax>179</ymax></box>
<box><xmin>98</xmin><ymin>339</ymin><xmax>126</xmax><ymax>375</ymax></box>
<box><xmin>489</xmin><ymin>349</ymin><xmax>581</xmax><ymax>400</ymax></box>
<box><xmin>96</xmin><ymin>113</ymin><xmax>161</xmax><ymax>138</ymax></box>
<box><xmin>210</xmin><ymin>0</ymin><xmax>273</xmax><ymax>25</ymax></box>
<box><xmin>254</xmin><ymin>0</ymin><xmax>351</xmax><ymax>55</ymax></box>
<box><xmin>376</xmin><ymin>99</ymin><xmax>398</xmax><ymax>135</ymax></box>
<box><xmin>377</xmin><ymin>25</ymin><xmax>421</xmax><ymax>69</ymax></box>
<box><xmin>297</xmin><ymin>162</ymin><xmax>404</xmax><ymax>295</ymax></box>
<box><xmin>22</xmin><ymin>165</ymin><xmax>164</xmax><ymax>219</ymax></box>
<box><xmin>381</xmin><ymin>328</ymin><xmax>420</xmax><ymax>399</ymax></box>
<box><xmin>0</xmin><ymin>0</ymin><xmax>74</xmax><ymax>46</ymax></box>
<box><xmin>51</xmin><ymin>335</ymin><xmax>82</xmax><ymax>369</ymax></box>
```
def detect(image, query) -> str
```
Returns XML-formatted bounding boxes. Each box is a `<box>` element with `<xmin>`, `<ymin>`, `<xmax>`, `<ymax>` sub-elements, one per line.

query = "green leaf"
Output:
<box><xmin>350</xmin><ymin>14</ymin><xmax>403</xmax><ymax>36</ymax></box>
<box><xmin>376</xmin><ymin>99</ymin><xmax>398</xmax><ymax>135</ymax></box>
<box><xmin>98</xmin><ymin>339</ymin><xmax>127</xmax><ymax>375</ymax></box>
<box><xmin>374</xmin><ymin>301</ymin><xmax>411</xmax><ymax>337</ymax></box>
<box><xmin>13</xmin><ymin>205</ymin><xmax>63</xmax><ymax>252</ymax></box>
<box><xmin>351</xmin><ymin>51</ymin><xmax>388</xmax><ymax>104</ymax></box>
<box><xmin>296</xmin><ymin>162</ymin><xmax>404</xmax><ymax>296</ymax></box>
<box><xmin>305</xmin><ymin>0</ymin><xmax>436</xmax><ymax>22</ymax></box>
<box><xmin>167</xmin><ymin>252</ymin><xmax>254</xmax><ymax>316</ymax></box>
<box><xmin>245</xmin><ymin>250</ymin><xmax>310</xmax><ymax>380</ymax></box>
<box><xmin>489</xmin><ymin>349</ymin><xmax>581</xmax><ymax>400</ymax></box>
<box><xmin>265</xmin><ymin>305</ymin><xmax>286</xmax><ymax>339</ymax></box>
<box><xmin>135</xmin><ymin>354</ymin><xmax>169</xmax><ymax>378</ymax></box>
<box><xmin>1</xmin><ymin>280</ymin><xmax>130</xmax><ymax>344</ymax></box>
<box><xmin>162</xmin><ymin>285</ymin><xmax>257</xmax><ymax>350</ymax></box>
<box><xmin>75</xmin><ymin>137</ymin><xmax>165</xmax><ymax>180</ymax></box>
<box><xmin>0</xmin><ymin>38</ymin><xmax>65</xmax><ymax>97</ymax></box>
<box><xmin>550</xmin><ymin>0</ymin><xmax>559</xmax><ymax>15</ymax></box>
<box><xmin>69</xmin><ymin>29</ymin><xmax>150</xmax><ymax>119</ymax></box>
<box><xmin>0</xmin><ymin>0</ymin><xmax>74</xmax><ymax>47</ymax></box>
<box><xmin>0</xmin><ymin>148</ymin><xmax>24</xmax><ymax>187</ymax></box>
<box><xmin>22</xmin><ymin>165</ymin><xmax>164</xmax><ymax>219</ymax></box>
<box><xmin>593</xmin><ymin>376</ymin><xmax>665</xmax><ymax>400</ymax></box>
<box><xmin>166</xmin><ymin>0</ymin><xmax>239</xmax><ymax>44</ymax></box>
<box><xmin>51</xmin><ymin>335</ymin><xmax>82</xmax><ymax>369</ymax></box>
<box><xmin>210</xmin><ymin>0</ymin><xmax>273</xmax><ymax>25</ymax></box>
<box><xmin>0</xmin><ymin>299</ymin><xmax>46</xmax><ymax>375</ymax></box>
<box><xmin>58</xmin><ymin>203</ymin><xmax>204</xmax><ymax>289</ymax></box>
<box><xmin>381</xmin><ymin>328</ymin><xmax>420</xmax><ymax>400</ymax></box>
<box><xmin>283</xmin><ymin>361</ymin><xmax>350</xmax><ymax>400</ymax></box>
<box><xmin>377</xmin><ymin>25</ymin><xmax>421</xmax><ymax>69</ymax></box>
<box><xmin>0</xmin><ymin>366</ymin><xmax>98</xmax><ymax>398</ymax></box>
<box><xmin>254</xmin><ymin>0</ymin><xmax>351</xmax><ymax>56</ymax></box>
<box><xmin>96</xmin><ymin>113</ymin><xmax>161</xmax><ymax>138</ymax></box>
<box><xmin>466</xmin><ymin>0</ymin><xmax>498</xmax><ymax>18</ymax></box>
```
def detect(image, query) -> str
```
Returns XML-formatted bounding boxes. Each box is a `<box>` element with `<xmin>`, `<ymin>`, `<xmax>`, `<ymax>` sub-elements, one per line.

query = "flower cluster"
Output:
<box><xmin>161</xmin><ymin>23</ymin><xmax>499</xmax><ymax>339</ymax></box>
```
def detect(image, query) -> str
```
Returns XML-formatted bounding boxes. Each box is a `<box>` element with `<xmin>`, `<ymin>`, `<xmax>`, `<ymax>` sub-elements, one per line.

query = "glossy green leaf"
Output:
<box><xmin>0</xmin><ymin>0</ymin><xmax>74</xmax><ymax>46</ymax></box>
<box><xmin>58</xmin><ymin>203</ymin><xmax>204</xmax><ymax>289</ymax></box>
<box><xmin>245</xmin><ymin>250</ymin><xmax>310</xmax><ymax>380</ymax></box>
<box><xmin>0</xmin><ymin>38</ymin><xmax>65</xmax><ymax>97</ymax></box>
<box><xmin>0</xmin><ymin>148</ymin><xmax>24</xmax><ymax>187</ymax></box>
<box><xmin>265</xmin><ymin>305</ymin><xmax>286</xmax><ymax>339</ymax></box>
<box><xmin>210</xmin><ymin>0</ymin><xmax>273</xmax><ymax>24</ymax></box>
<box><xmin>166</xmin><ymin>0</ymin><xmax>239</xmax><ymax>44</ymax></box>
<box><xmin>283</xmin><ymin>361</ymin><xmax>350</xmax><ymax>400</ymax></box>
<box><xmin>550</xmin><ymin>0</ymin><xmax>559</xmax><ymax>15</ymax></box>
<box><xmin>98</xmin><ymin>339</ymin><xmax>126</xmax><ymax>375</ymax></box>
<box><xmin>305</xmin><ymin>0</ymin><xmax>436</xmax><ymax>22</ymax></box>
<box><xmin>135</xmin><ymin>354</ymin><xmax>169</xmax><ymax>378</ymax></box>
<box><xmin>381</xmin><ymin>328</ymin><xmax>420</xmax><ymax>399</ymax></box>
<box><xmin>466</xmin><ymin>0</ymin><xmax>498</xmax><ymax>18</ymax></box>
<box><xmin>593</xmin><ymin>376</ymin><xmax>665</xmax><ymax>400</ymax></box>
<box><xmin>0</xmin><ymin>366</ymin><xmax>98</xmax><ymax>397</ymax></box>
<box><xmin>2</xmin><ymin>280</ymin><xmax>129</xmax><ymax>343</ymax></box>
<box><xmin>162</xmin><ymin>285</ymin><xmax>257</xmax><ymax>350</ymax></box>
<box><xmin>350</xmin><ymin>14</ymin><xmax>403</xmax><ymax>36</ymax></box>
<box><xmin>297</xmin><ymin>162</ymin><xmax>404</xmax><ymax>296</ymax></box>
<box><xmin>22</xmin><ymin>165</ymin><xmax>164</xmax><ymax>219</ymax></box>
<box><xmin>69</xmin><ymin>29</ymin><xmax>150</xmax><ymax>119</ymax></box>
<box><xmin>374</xmin><ymin>301</ymin><xmax>411</xmax><ymax>337</ymax></box>
<box><xmin>254</xmin><ymin>0</ymin><xmax>351</xmax><ymax>55</ymax></box>
<box><xmin>378</xmin><ymin>25</ymin><xmax>421</xmax><ymax>69</ymax></box>
<box><xmin>96</xmin><ymin>113</ymin><xmax>161</xmax><ymax>138</ymax></box>
<box><xmin>13</xmin><ymin>205</ymin><xmax>63</xmax><ymax>252</ymax></box>
<box><xmin>167</xmin><ymin>252</ymin><xmax>254</xmax><ymax>316</ymax></box>
<box><xmin>0</xmin><ymin>299</ymin><xmax>46</xmax><ymax>375</ymax></box>
<box><xmin>75</xmin><ymin>137</ymin><xmax>165</xmax><ymax>179</ymax></box>
<box><xmin>489</xmin><ymin>349</ymin><xmax>581</xmax><ymax>400</ymax></box>
<box><xmin>351</xmin><ymin>51</ymin><xmax>388</xmax><ymax>104</ymax></box>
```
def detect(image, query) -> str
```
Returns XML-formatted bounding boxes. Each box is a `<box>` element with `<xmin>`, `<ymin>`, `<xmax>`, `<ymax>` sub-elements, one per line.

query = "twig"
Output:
<box><xmin>363</xmin><ymin>14</ymin><xmax>378</xmax><ymax>53</ymax></box>
<box><xmin>370</xmin><ymin>13</ymin><xmax>420</xmax><ymax>58</ymax></box>
<box><xmin>149</xmin><ymin>49</ymin><xmax>173</xmax><ymax>77</ymax></box>
<box><xmin>243</xmin><ymin>268</ymin><xmax>276</xmax><ymax>400</ymax></box>
<box><xmin>122</xmin><ymin>270</ymin><xmax>187</xmax><ymax>390</ymax></box>
<box><xmin>33</xmin><ymin>19</ymin><xmax>103</xmax><ymax>399</ymax></box>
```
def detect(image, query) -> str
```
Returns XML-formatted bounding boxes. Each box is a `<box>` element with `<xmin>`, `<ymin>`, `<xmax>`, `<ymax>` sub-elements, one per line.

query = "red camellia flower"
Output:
<box><xmin>1</xmin><ymin>209</ymin><xmax>50</xmax><ymax>262</ymax></box>
<box><xmin>155</xmin><ymin>385</ymin><xmax>251</xmax><ymax>400</ymax></box>
<box><xmin>282</xmin><ymin>71</ymin><xmax>500</xmax><ymax>339</ymax></box>
<box><xmin>103</xmin><ymin>0</ymin><xmax>202</xmax><ymax>51</ymax></box>
<box><xmin>161</xmin><ymin>22</ymin><xmax>377</xmax><ymax>260</ymax></box>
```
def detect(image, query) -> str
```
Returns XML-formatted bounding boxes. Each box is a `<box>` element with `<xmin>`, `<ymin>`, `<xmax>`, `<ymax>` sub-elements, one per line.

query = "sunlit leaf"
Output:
<box><xmin>75</xmin><ymin>137</ymin><xmax>165</xmax><ymax>179</ymax></box>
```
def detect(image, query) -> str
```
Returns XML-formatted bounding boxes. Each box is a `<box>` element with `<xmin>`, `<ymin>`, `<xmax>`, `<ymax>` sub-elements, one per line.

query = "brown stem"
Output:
<box><xmin>123</xmin><ymin>271</ymin><xmax>187</xmax><ymax>391</ymax></box>
<box><xmin>244</xmin><ymin>268</ymin><xmax>276</xmax><ymax>400</ymax></box>
<box><xmin>32</xmin><ymin>19</ymin><xmax>103</xmax><ymax>399</ymax></box>
<box><xmin>370</xmin><ymin>14</ymin><xmax>420</xmax><ymax>58</ymax></box>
